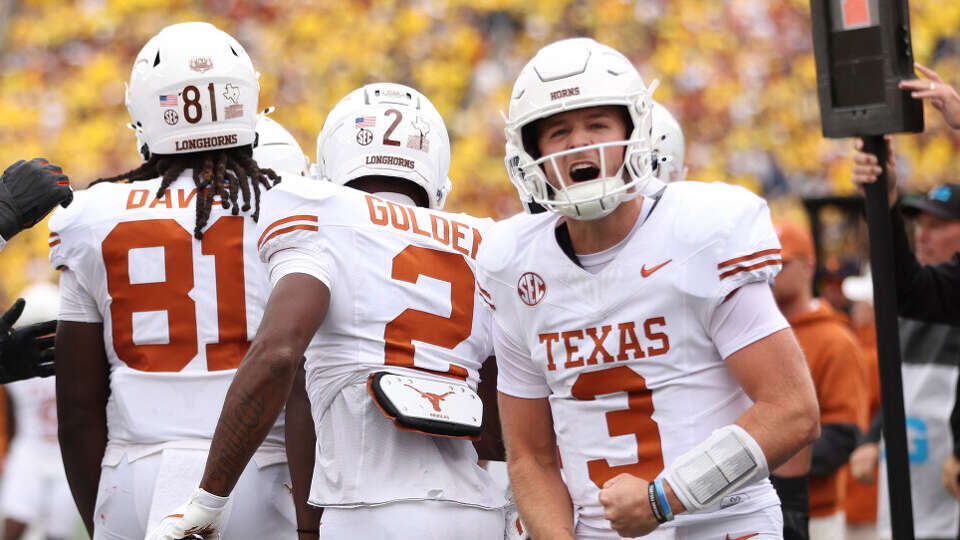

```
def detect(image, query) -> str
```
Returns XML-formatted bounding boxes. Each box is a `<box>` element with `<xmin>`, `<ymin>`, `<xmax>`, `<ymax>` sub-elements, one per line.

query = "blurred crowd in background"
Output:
<box><xmin>0</xmin><ymin>0</ymin><xmax>958</xmax><ymax>301</ymax></box>
<box><xmin>0</xmin><ymin>2</ymin><xmax>958</xmax><ymax>539</ymax></box>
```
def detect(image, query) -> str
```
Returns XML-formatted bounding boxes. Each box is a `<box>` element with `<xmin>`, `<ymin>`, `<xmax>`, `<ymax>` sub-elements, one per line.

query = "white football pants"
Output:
<box><xmin>320</xmin><ymin>499</ymin><xmax>506</xmax><ymax>540</ymax></box>
<box><xmin>91</xmin><ymin>448</ymin><xmax>296</xmax><ymax>540</ymax></box>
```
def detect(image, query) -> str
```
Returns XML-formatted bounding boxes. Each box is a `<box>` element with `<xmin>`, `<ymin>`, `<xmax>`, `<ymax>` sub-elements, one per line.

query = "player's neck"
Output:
<box><xmin>564</xmin><ymin>197</ymin><xmax>643</xmax><ymax>255</ymax></box>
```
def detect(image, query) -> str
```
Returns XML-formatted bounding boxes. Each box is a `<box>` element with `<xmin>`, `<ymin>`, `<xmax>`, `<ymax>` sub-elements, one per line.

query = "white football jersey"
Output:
<box><xmin>48</xmin><ymin>174</ymin><xmax>283</xmax><ymax>447</ymax></box>
<box><xmin>257</xmin><ymin>176</ymin><xmax>505</xmax><ymax>509</ymax></box>
<box><xmin>6</xmin><ymin>377</ymin><xmax>59</xmax><ymax>451</ymax></box>
<box><xmin>477</xmin><ymin>181</ymin><xmax>788</xmax><ymax>531</ymax></box>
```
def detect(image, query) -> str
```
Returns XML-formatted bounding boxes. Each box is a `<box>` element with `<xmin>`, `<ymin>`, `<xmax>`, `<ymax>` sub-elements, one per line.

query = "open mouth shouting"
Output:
<box><xmin>568</xmin><ymin>160</ymin><xmax>601</xmax><ymax>183</ymax></box>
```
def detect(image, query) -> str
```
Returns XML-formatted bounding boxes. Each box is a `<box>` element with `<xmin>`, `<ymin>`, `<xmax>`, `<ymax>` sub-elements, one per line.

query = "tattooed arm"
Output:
<box><xmin>200</xmin><ymin>273</ymin><xmax>330</xmax><ymax>496</ymax></box>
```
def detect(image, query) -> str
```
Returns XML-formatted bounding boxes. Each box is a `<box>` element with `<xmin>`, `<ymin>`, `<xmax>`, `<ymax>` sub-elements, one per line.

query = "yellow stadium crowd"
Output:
<box><xmin>0</xmin><ymin>0</ymin><xmax>958</xmax><ymax>299</ymax></box>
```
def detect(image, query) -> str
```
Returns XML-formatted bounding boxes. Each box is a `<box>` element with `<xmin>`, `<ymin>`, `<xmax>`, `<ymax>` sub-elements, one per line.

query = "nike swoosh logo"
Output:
<box><xmin>641</xmin><ymin>259</ymin><xmax>672</xmax><ymax>277</ymax></box>
<box><xmin>725</xmin><ymin>534</ymin><xmax>759</xmax><ymax>540</ymax></box>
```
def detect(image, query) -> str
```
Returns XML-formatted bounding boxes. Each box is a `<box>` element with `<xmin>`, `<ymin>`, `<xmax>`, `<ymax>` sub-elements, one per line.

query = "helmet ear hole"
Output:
<box><xmin>619</xmin><ymin>106</ymin><xmax>633</xmax><ymax>138</ymax></box>
<box><xmin>229</xmin><ymin>45</ymin><xmax>239</xmax><ymax>57</ymax></box>
<box><xmin>521</xmin><ymin>123</ymin><xmax>541</xmax><ymax>159</ymax></box>
<box><xmin>153</xmin><ymin>51</ymin><xmax>160</xmax><ymax>67</ymax></box>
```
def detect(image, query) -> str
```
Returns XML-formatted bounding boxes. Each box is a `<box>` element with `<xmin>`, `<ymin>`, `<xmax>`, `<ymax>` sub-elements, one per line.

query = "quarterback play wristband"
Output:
<box><xmin>653</xmin><ymin>477</ymin><xmax>674</xmax><ymax>522</ymax></box>
<box><xmin>647</xmin><ymin>482</ymin><xmax>666</xmax><ymax>524</ymax></box>
<box><xmin>665</xmin><ymin>424</ymin><xmax>769</xmax><ymax>512</ymax></box>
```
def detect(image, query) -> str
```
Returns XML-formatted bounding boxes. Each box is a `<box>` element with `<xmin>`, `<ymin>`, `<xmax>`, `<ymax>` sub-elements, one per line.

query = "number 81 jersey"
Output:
<box><xmin>477</xmin><ymin>181</ymin><xmax>788</xmax><ymax>530</ymax></box>
<box><xmin>48</xmin><ymin>175</ymin><xmax>281</xmax><ymax>447</ymax></box>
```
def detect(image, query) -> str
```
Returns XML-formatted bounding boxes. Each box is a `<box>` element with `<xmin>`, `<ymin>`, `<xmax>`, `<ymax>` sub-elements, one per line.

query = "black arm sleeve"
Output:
<box><xmin>810</xmin><ymin>422</ymin><xmax>862</xmax><ymax>476</ymax></box>
<box><xmin>864</xmin><ymin>409</ymin><xmax>883</xmax><ymax>444</ymax></box>
<box><xmin>892</xmin><ymin>204</ymin><xmax>960</xmax><ymax>324</ymax></box>
<box><xmin>770</xmin><ymin>475</ymin><xmax>810</xmax><ymax>540</ymax></box>
<box><xmin>952</xmin><ymin>376</ymin><xmax>960</xmax><ymax>460</ymax></box>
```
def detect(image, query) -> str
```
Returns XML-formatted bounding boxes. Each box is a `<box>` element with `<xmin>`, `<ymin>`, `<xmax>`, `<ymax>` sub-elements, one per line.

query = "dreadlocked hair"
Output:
<box><xmin>91</xmin><ymin>147</ymin><xmax>280</xmax><ymax>239</ymax></box>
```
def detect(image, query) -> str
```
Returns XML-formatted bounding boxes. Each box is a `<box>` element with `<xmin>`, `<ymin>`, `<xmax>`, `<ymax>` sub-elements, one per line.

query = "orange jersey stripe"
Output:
<box><xmin>48</xmin><ymin>239</ymin><xmax>61</xmax><ymax>247</ymax></box>
<box><xmin>479</xmin><ymin>294</ymin><xmax>496</xmax><ymax>311</ymax></box>
<box><xmin>717</xmin><ymin>248</ymin><xmax>782</xmax><ymax>270</ymax></box>
<box><xmin>258</xmin><ymin>224</ymin><xmax>319</xmax><ymax>250</ymax></box>
<box><xmin>257</xmin><ymin>214</ymin><xmax>318</xmax><ymax>248</ymax></box>
<box><xmin>719</xmin><ymin>258</ymin><xmax>782</xmax><ymax>280</ymax></box>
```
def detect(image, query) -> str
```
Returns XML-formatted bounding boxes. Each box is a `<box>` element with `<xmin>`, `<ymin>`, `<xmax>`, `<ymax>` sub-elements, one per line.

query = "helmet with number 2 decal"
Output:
<box><xmin>316</xmin><ymin>83</ymin><xmax>452</xmax><ymax>210</ymax></box>
<box><xmin>126</xmin><ymin>22</ymin><xmax>259</xmax><ymax>157</ymax></box>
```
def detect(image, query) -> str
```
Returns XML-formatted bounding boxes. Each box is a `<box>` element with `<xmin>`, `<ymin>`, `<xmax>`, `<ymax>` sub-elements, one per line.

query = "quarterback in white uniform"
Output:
<box><xmin>51</xmin><ymin>23</ymin><xmax>295</xmax><ymax>540</ymax></box>
<box><xmin>150</xmin><ymin>83</ymin><xmax>508</xmax><ymax>540</ymax></box>
<box><xmin>479</xmin><ymin>38</ymin><xmax>820</xmax><ymax>540</ymax></box>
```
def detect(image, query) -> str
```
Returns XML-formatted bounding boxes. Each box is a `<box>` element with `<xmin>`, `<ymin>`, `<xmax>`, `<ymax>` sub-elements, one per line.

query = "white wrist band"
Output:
<box><xmin>665</xmin><ymin>424</ymin><xmax>769</xmax><ymax>512</ymax></box>
<box><xmin>193</xmin><ymin>487</ymin><xmax>230</xmax><ymax>510</ymax></box>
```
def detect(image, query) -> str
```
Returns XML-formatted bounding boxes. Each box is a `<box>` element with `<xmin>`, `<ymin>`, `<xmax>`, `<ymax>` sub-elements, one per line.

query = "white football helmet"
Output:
<box><xmin>15</xmin><ymin>282</ymin><xmax>60</xmax><ymax>327</ymax></box>
<box><xmin>126</xmin><ymin>22</ymin><xmax>260</xmax><ymax>157</ymax></box>
<box><xmin>505</xmin><ymin>141</ymin><xmax>545</xmax><ymax>214</ymax></box>
<box><xmin>651</xmin><ymin>101</ymin><xmax>687</xmax><ymax>183</ymax></box>
<box><xmin>316</xmin><ymin>82</ymin><xmax>452</xmax><ymax>210</ymax></box>
<box><xmin>253</xmin><ymin>115</ymin><xmax>309</xmax><ymax>175</ymax></box>
<box><xmin>504</xmin><ymin>38</ymin><xmax>655</xmax><ymax>221</ymax></box>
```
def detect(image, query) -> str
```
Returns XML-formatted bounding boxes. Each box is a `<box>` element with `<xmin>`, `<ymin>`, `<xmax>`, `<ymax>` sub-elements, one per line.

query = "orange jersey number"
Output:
<box><xmin>571</xmin><ymin>366</ymin><xmax>664</xmax><ymax>488</ymax></box>
<box><xmin>384</xmin><ymin>246</ymin><xmax>473</xmax><ymax>379</ymax></box>
<box><xmin>102</xmin><ymin>217</ymin><xmax>250</xmax><ymax>372</ymax></box>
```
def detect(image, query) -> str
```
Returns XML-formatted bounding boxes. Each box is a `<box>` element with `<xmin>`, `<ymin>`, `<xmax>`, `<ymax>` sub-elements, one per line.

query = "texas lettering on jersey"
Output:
<box><xmin>538</xmin><ymin>317</ymin><xmax>669</xmax><ymax>371</ymax></box>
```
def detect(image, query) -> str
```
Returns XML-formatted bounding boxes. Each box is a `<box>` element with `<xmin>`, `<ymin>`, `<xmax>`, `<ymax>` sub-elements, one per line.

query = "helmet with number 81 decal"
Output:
<box><xmin>125</xmin><ymin>22</ymin><xmax>259</xmax><ymax>157</ymax></box>
<box><xmin>504</xmin><ymin>38</ymin><xmax>656</xmax><ymax>221</ymax></box>
<box><xmin>316</xmin><ymin>82</ymin><xmax>452</xmax><ymax>210</ymax></box>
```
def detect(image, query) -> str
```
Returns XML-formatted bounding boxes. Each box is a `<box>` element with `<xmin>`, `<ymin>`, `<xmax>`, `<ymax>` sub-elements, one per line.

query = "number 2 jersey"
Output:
<box><xmin>256</xmin><ymin>176</ymin><xmax>505</xmax><ymax>510</ymax></box>
<box><xmin>476</xmin><ymin>181</ymin><xmax>790</xmax><ymax>531</ymax></box>
<box><xmin>48</xmin><ymin>174</ymin><xmax>284</xmax><ymax>456</ymax></box>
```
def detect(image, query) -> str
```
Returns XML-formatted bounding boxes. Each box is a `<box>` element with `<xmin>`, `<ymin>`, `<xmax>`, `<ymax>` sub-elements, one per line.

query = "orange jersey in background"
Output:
<box><xmin>789</xmin><ymin>299</ymin><xmax>869</xmax><ymax>518</ymax></box>
<box><xmin>845</xmin><ymin>320</ymin><xmax>880</xmax><ymax>524</ymax></box>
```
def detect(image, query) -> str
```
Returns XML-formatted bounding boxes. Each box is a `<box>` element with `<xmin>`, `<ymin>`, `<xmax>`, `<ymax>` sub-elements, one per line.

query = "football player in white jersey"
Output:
<box><xmin>149</xmin><ymin>82</ymin><xmax>509</xmax><ymax>540</ymax></box>
<box><xmin>477</xmin><ymin>38</ymin><xmax>820</xmax><ymax>540</ymax></box>
<box><xmin>50</xmin><ymin>22</ymin><xmax>296</xmax><ymax>539</ymax></box>
<box><xmin>0</xmin><ymin>281</ymin><xmax>80</xmax><ymax>540</ymax></box>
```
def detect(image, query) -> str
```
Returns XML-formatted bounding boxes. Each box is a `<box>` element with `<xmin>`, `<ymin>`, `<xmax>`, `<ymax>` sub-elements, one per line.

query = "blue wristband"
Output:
<box><xmin>654</xmin><ymin>478</ymin><xmax>674</xmax><ymax>521</ymax></box>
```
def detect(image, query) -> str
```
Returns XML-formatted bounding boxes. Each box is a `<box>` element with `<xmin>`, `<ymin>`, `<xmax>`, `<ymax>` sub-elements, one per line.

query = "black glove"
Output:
<box><xmin>0</xmin><ymin>299</ymin><xmax>57</xmax><ymax>384</ymax></box>
<box><xmin>0</xmin><ymin>158</ymin><xmax>73</xmax><ymax>241</ymax></box>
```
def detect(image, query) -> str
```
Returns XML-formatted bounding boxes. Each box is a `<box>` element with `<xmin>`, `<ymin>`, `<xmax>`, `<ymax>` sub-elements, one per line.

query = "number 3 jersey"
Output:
<box><xmin>476</xmin><ymin>181</ymin><xmax>790</xmax><ymax>530</ymax></box>
<box><xmin>256</xmin><ymin>176</ymin><xmax>505</xmax><ymax>510</ymax></box>
<box><xmin>48</xmin><ymin>174</ymin><xmax>284</xmax><ymax>452</ymax></box>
